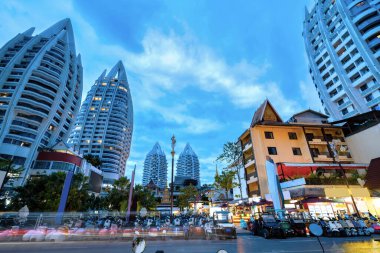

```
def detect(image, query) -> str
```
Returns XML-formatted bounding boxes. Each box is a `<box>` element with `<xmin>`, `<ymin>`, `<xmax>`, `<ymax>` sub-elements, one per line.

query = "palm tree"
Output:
<box><xmin>214</xmin><ymin>170</ymin><xmax>238</xmax><ymax>201</ymax></box>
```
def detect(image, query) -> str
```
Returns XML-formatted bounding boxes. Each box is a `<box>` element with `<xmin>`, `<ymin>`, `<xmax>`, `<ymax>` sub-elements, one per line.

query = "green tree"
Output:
<box><xmin>177</xmin><ymin>185</ymin><xmax>198</xmax><ymax>210</ymax></box>
<box><xmin>104</xmin><ymin>177</ymin><xmax>130</xmax><ymax>211</ymax></box>
<box><xmin>83</xmin><ymin>154</ymin><xmax>102</xmax><ymax>168</ymax></box>
<box><xmin>216</xmin><ymin>141</ymin><xmax>243</xmax><ymax>199</ymax></box>
<box><xmin>0</xmin><ymin>158</ymin><xmax>24</xmax><ymax>189</ymax></box>
<box><xmin>214</xmin><ymin>170</ymin><xmax>238</xmax><ymax>200</ymax></box>
<box><xmin>7</xmin><ymin>172</ymin><xmax>91</xmax><ymax>212</ymax></box>
<box><xmin>66</xmin><ymin>174</ymin><xmax>91</xmax><ymax>211</ymax></box>
<box><xmin>134</xmin><ymin>184</ymin><xmax>157</xmax><ymax>211</ymax></box>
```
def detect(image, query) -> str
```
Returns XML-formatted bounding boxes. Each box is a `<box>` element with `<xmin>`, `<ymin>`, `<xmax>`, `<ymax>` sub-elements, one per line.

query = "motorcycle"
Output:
<box><xmin>336</xmin><ymin>217</ymin><xmax>351</xmax><ymax>237</ymax></box>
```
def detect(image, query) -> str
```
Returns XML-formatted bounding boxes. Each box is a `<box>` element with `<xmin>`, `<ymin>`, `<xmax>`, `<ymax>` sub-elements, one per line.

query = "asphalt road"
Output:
<box><xmin>0</xmin><ymin>234</ymin><xmax>379</xmax><ymax>253</ymax></box>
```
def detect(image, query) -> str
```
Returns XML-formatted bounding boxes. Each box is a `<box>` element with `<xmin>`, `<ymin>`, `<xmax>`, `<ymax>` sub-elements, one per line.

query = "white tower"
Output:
<box><xmin>69</xmin><ymin>61</ymin><xmax>133</xmax><ymax>185</ymax></box>
<box><xmin>142</xmin><ymin>142</ymin><xmax>168</xmax><ymax>189</ymax></box>
<box><xmin>0</xmin><ymin>19</ymin><xmax>83</xmax><ymax>185</ymax></box>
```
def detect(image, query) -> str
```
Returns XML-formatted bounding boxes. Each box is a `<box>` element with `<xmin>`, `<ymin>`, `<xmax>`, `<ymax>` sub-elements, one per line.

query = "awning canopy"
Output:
<box><xmin>277</xmin><ymin>162</ymin><xmax>368</xmax><ymax>179</ymax></box>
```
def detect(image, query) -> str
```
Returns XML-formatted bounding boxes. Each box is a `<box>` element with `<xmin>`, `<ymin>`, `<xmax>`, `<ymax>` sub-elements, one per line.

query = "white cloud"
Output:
<box><xmin>0</xmin><ymin>0</ymin><xmax>302</xmax><ymax>127</ymax></box>
<box><xmin>124</xmin><ymin>29</ymin><xmax>296</xmax><ymax>113</ymax></box>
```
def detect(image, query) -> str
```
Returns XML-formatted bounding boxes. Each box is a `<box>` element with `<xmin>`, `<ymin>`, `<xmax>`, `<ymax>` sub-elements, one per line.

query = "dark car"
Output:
<box><xmin>279</xmin><ymin>220</ymin><xmax>296</xmax><ymax>237</ymax></box>
<box><xmin>290</xmin><ymin>218</ymin><xmax>307</xmax><ymax>236</ymax></box>
<box><xmin>252</xmin><ymin>213</ymin><xmax>286</xmax><ymax>239</ymax></box>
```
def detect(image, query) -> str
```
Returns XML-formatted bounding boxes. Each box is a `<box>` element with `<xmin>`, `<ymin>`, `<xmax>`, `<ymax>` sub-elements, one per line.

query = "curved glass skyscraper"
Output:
<box><xmin>69</xmin><ymin>61</ymin><xmax>133</xmax><ymax>185</ymax></box>
<box><xmin>176</xmin><ymin>143</ymin><xmax>200</xmax><ymax>185</ymax></box>
<box><xmin>142</xmin><ymin>142</ymin><xmax>168</xmax><ymax>189</ymax></box>
<box><xmin>304</xmin><ymin>0</ymin><xmax>380</xmax><ymax>120</ymax></box>
<box><xmin>0</xmin><ymin>19</ymin><xmax>83</xmax><ymax>185</ymax></box>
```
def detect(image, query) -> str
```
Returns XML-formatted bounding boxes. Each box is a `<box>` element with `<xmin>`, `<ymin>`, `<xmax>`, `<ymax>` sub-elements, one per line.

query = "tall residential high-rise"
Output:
<box><xmin>304</xmin><ymin>0</ymin><xmax>380</xmax><ymax>120</ymax></box>
<box><xmin>68</xmin><ymin>61</ymin><xmax>133</xmax><ymax>185</ymax></box>
<box><xmin>0</xmin><ymin>19</ymin><xmax>83</xmax><ymax>185</ymax></box>
<box><xmin>142</xmin><ymin>142</ymin><xmax>168</xmax><ymax>189</ymax></box>
<box><xmin>176</xmin><ymin>143</ymin><xmax>200</xmax><ymax>185</ymax></box>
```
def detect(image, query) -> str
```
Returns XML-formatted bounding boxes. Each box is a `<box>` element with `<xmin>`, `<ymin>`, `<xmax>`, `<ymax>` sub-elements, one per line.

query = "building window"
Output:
<box><xmin>292</xmin><ymin>148</ymin><xmax>302</xmax><ymax>156</ymax></box>
<box><xmin>267</xmin><ymin>147</ymin><xmax>277</xmax><ymax>155</ymax></box>
<box><xmin>366</xmin><ymin>94</ymin><xmax>373</xmax><ymax>102</ymax></box>
<box><xmin>264</xmin><ymin>131</ymin><xmax>274</xmax><ymax>139</ymax></box>
<box><xmin>288</xmin><ymin>132</ymin><xmax>298</xmax><ymax>140</ymax></box>
<box><xmin>342</xmin><ymin>108</ymin><xmax>348</xmax><ymax>115</ymax></box>
<box><xmin>360</xmin><ymin>84</ymin><xmax>368</xmax><ymax>92</ymax></box>
<box><xmin>310</xmin><ymin>148</ymin><xmax>320</xmax><ymax>157</ymax></box>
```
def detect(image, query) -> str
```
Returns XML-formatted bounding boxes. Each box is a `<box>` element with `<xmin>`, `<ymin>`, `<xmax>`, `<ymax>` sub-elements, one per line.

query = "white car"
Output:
<box><xmin>45</xmin><ymin>228</ymin><xmax>67</xmax><ymax>242</ymax></box>
<box><xmin>22</xmin><ymin>226</ymin><xmax>48</xmax><ymax>242</ymax></box>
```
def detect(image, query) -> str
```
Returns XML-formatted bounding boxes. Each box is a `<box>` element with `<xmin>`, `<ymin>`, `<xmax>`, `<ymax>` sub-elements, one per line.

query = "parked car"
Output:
<box><xmin>204</xmin><ymin>211</ymin><xmax>236</xmax><ymax>240</ymax></box>
<box><xmin>251</xmin><ymin>213</ymin><xmax>286</xmax><ymax>239</ymax></box>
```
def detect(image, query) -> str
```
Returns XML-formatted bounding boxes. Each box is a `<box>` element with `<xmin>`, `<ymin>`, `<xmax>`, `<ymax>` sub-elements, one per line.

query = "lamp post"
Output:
<box><xmin>329</xmin><ymin>140</ymin><xmax>360</xmax><ymax>217</ymax></box>
<box><xmin>170</xmin><ymin>135</ymin><xmax>176</xmax><ymax>218</ymax></box>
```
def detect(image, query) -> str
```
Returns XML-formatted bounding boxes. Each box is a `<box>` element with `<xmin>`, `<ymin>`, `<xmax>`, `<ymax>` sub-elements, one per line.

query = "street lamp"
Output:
<box><xmin>170</xmin><ymin>135</ymin><xmax>176</xmax><ymax>218</ymax></box>
<box><xmin>329</xmin><ymin>140</ymin><xmax>361</xmax><ymax>217</ymax></box>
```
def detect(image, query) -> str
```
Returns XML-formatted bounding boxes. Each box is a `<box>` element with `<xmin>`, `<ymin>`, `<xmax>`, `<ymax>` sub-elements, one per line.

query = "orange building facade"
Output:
<box><xmin>238</xmin><ymin>100</ymin><xmax>377</xmax><ymax>217</ymax></box>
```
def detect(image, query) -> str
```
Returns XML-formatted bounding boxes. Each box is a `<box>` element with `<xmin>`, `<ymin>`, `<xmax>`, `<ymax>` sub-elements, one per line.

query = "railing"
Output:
<box><xmin>246</xmin><ymin>171</ymin><xmax>256</xmax><ymax>179</ymax></box>
<box><xmin>312</xmin><ymin>152</ymin><xmax>332</xmax><ymax>158</ymax></box>
<box><xmin>248</xmin><ymin>190</ymin><xmax>260</xmax><ymax>196</ymax></box>
<box><xmin>307</xmin><ymin>136</ymin><xmax>325</xmax><ymax>142</ymax></box>
<box><xmin>244</xmin><ymin>155</ymin><xmax>255</xmax><ymax>165</ymax></box>
<box><xmin>243</xmin><ymin>142</ymin><xmax>252</xmax><ymax>151</ymax></box>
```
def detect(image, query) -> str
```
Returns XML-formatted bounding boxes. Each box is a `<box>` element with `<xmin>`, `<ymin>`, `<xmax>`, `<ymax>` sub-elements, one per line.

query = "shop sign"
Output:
<box><xmin>305</xmin><ymin>187</ymin><xmax>325</xmax><ymax>197</ymax></box>
<box><xmin>289</xmin><ymin>187</ymin><xmax>325</xmax><ymax>198</ymax></box>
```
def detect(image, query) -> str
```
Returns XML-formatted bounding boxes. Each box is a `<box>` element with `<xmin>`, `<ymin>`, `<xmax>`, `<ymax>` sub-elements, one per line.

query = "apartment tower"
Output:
<box><xmin>142</xmin><ymin>142</ymin><xmax>168</xmax><ymax>189</ymax></box>
<box><xmin>304</xmin><ymin>0</ymin><xmax>380</xmax><ymax>119</ymax></box>
<box><xmin>0</xmin><ymin>19</ymin><xmax>83</xmax><ymax>185</ymax></box>
<box><xmin>69</xmin><ymin>61</ymin><xmax>133</xmax><ymax>185</ymax></box>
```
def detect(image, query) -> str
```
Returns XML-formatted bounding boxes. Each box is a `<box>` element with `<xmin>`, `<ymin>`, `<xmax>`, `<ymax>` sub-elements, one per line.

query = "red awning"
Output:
<box><xmin>277</xmin><ymin>162</ymin><xmax>368</xmax><ymax>179</ymax></box>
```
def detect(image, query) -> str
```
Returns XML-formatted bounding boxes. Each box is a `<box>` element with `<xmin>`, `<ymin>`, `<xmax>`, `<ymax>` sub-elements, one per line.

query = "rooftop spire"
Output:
<box><xmin>106</xmin><ymin>60</ymin><xmax>127</xmax><ymax>81</ymax></box>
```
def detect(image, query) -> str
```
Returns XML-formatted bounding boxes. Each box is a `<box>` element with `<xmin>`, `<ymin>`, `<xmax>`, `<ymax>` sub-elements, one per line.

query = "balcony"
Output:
<box><xmin>308</xmin><ymin>136</ymin><xmax>327</xmax><ymax>145</ymax></box>
<box><xmin>244</xmin><ymin>157</ymin><xmax>255</xmax><ymax>168</ymax></box>
<box><xmin>248</xmin><ymin>190</ymin><xmax>260</xmax><ymax>197</ymax></box>
<box><xmin>367</xmin><ymin>95</ymin><xmax>380</xmax><ymax>107</ymax></box>
<box><xmin>361</xmin><ymin>83</ymin><xmax>380</xmax><ymax>97</ymax></box>
<box><xmin>338</xmin><ymin>154</ymin><xmax>354</xmax><ymax>162</ymax></box>
<box><xmin>247</xmin><ymin>176</ymin><xmax>258</xmax><ymax>184</ymax></box>
<box><xmin>343</xmin><ymin>110</ymin><xmax>358</xmax><ymax>118</ymax></box>
<box><xmin>337</xmin><ymin>100</ymin><xmax>351</xmax><ymax>111</ymax></box>
<box><xmin>313</xmin><ymin>152</ymin><xmax>334</xmax><ymax>162</ymax></box>
<box><xmin>358</xmin><ymin>15</ymin><xmax>380</xmax><ymax>32</ymax></box>
<box><xmin>350</xmin><ymin>3</ymin><xmax>371</xmax><ymax>17</ymax></box>
<box><xmin>331</xmin><ymin>89</ymin><xmax>346</xmax><ymax>102</ymax></box>
<box><xmin>243</xmin><ymin>142</ymin><xmax>252</xmax><ymax>152</ymax></box>
<box><xmin>352</xmin><ymin>71</ymin><xmax>373</xmax><ymax>88</ymax></box>
<box><xmin>246</xmin><ymin>171</ymin><xmax>257</xmax><ymax>180</ymax></box>
<box><xmin>330</xmin><ymin>137</ymin><xmax>346</xmax><ymax>144</ymax></box>
<box><xmin>362</xmin><ymin>25</ymin><xmax>380</xmax><ymax>40</ymax></box>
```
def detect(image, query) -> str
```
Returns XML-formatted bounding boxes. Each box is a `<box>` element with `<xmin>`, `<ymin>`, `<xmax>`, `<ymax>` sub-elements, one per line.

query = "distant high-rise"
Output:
<box><xmin>0</xmin><ymin>19</ymin><xmax>83</xmax><ymax>185</ymax></box>
<box><xmin>304</xmin><ymin>0</ymin><xmax>380</xmax><ymax>120</ymax></box>
<box><xmin>69</xmin><ymin>61</ymin><xmax>133</xmax><ymax>185</ymax></box>
<box><xmin>176</xmin><ymin>143</ymin><xmax>200</xmax><ymax>185</ymax></box>
<box><xmin>142</xmin><ymin>142</ymin><xmax>168</xmax><ymax>189</ymax></box>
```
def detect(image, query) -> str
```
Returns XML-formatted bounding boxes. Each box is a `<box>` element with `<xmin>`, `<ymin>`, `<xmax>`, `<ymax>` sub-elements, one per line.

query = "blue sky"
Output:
<box><xmin>0</xmin><ymin>0</ymin><xmax>321</xmax><ymax>184</ymax></box>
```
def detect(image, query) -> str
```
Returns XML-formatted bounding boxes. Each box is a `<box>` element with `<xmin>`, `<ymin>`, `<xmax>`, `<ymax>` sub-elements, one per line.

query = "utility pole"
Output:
<box><xmin>170</xmin><ymin>135</ymin><xmax>176</xmax><ymax>219</ymax></box>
